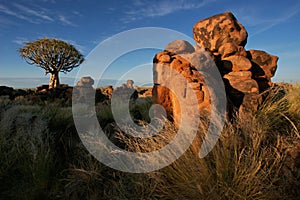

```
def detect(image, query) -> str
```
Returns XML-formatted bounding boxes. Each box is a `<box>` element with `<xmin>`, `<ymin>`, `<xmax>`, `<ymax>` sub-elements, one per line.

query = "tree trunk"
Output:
<box><xmin>49</xmin><ymin>71</ymin><xmax>60</xmax><ymax>89</ymax></box>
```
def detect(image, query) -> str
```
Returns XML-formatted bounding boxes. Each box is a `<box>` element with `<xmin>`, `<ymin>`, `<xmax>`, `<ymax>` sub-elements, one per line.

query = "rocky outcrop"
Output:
<box><xmin>73</xmin><ymin>76</ymin><xmax>96</xmax><ymax>105</ymax></box>
<box><xmin>153</xmin><ymin>40</ymin><xmax>212</xmax><ymax>126</ymax></box>
<box><xmin>197</xmin><ymin>13</ymin><xmax>278</xmax><ymax>113</ymax></box>
<box><xmin>193</xmin><ymin>12</ymin><xmax>278</xmax><ymax>110</ymax></box>
<box><xmin>0</xmin><ymin>78</ymin><xmax>137</xmax><ymax>105</ymax></box>
<box><xmin>153</xmin><ymin>12</ymin><xmax>279</xmax><ymax>124</ymax></box>
<box><xmin>113</xmin><ymin>80</ymin><xmax>138</xmax><ymax>102</ymax></box>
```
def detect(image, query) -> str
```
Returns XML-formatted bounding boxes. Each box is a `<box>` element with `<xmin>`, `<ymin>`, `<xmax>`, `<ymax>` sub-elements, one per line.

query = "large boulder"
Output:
<box><xmin>193</xmin><ymin>12</ymin><xmax>248</xmax><ymax>52</ymax></box>
<box><xmin>224</xmin><ymin>71</ymin><xmax>259</xmax><ymax>94</ymax></box>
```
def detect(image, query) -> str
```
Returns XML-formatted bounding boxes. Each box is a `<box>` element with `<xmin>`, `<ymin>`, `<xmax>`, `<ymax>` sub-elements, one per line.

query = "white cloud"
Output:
<box><xmin>0</xmin><ymin>4</ymin><xmax>37</xmax><ymax>23</ymax></box>
<box><xmin>60</xmin><ymin>39</ymin><xmax>87</xmax><ymax>54</ymax></box>
<box><xmin>13</xmin><ymin>37</ymin><xmax>29</xmax><ymax>45</ymax></box>
<box><xmin>122</xmin><ymin>0</ymin><xmax>214</xmax><ymax>23</ymax></box>
<box><xmin>253</xmin><ymin>9</ymin><xmax>299</xmax><ymax>35</ymax></box>
<box><xmin>13</xmin><ymin>36</ymin><xmax>86</xmax><ymax>54</ymax></box>
<box><xmin>58</xmin><ymin>15</ymin><xmax>77</xmax><ymax>26</ymax></box>
<box><xmin>234</xmin><ymin>6</ymin><xmax>300</xmax><ymax>36</ymax></box>
<box><xmin>72</xmin><ymin>11</ymin><xmax>83</xmax><ymax>17</ymax></box>
<box><xmin>12</xmin><ymin>3</ymin><xmax>54</xmax><ymax>22</ymax></box>
<box><xmin>0</xmin><ymin>2</ymin><xmax>77</xmax><ymax>27</ymax></box>
<box><xmin>0</xmin><ymin>16</ymin><xmax>17</xmax><ymax>29</ymax></box>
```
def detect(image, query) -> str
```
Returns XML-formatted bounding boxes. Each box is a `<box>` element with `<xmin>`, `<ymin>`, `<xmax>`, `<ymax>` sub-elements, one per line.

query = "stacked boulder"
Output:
<box><xmin>73</xmin><ymin>76</ymin><xmax>95</xmax><ymax>105</ymax></box>
<box><xmin>113</xmin><ymin>80</ymin><xmax>138</xmax><ymax>101</ymax></box>
<box><xmin>153</xmin><ymin>40</ymin><xmax>212</xmax><ymax>126</ymax></box>
<box><xmin>193</xmin><ymin>11</ymin><xmax>278</xmax><ymax>113</ymax></box>
<box><xmin>153</xmin><ymin>12</ymin><xmax>279</xmax><ymax>124</ymax></box>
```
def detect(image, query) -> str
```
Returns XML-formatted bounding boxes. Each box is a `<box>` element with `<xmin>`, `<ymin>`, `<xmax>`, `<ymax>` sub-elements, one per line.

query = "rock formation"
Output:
<box><xmin>136</xmin><ymin>87</ymin><xmax>152</xmax><ymax>98</ymax></box>
<box><xmin>73</xmin><ymin>76</ymin><xmax>95</xmax><ymax>105</ymax></box>
<box><xmin>153</xmin><ymin>11</ymin><xmax>279</xmax><ymax>125</ymax></box>
<box><xmin>193</xmin><ymin>12</ymin><xmax>248</xmax><ymax>53</ymax></box>
<box><xmin>113</xmin><ymin>80</ymin><xmax>138</xmax><ymax>101</ymax></box>
<box><xmin>101</xmin><ymin>85</ymin><xmax>114</xmax><ymax>99</ymax></box>
<box><xmin>153</xmin><ymin>42</ymin><xmax>212</xmax><ymax>126</ymax></box>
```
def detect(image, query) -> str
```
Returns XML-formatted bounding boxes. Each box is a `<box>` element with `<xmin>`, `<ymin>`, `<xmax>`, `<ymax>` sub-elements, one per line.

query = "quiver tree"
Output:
<box><xmin>19</xmin><ymin>38</ymin><xmax>84</xmax><ymax>89</ymax></box>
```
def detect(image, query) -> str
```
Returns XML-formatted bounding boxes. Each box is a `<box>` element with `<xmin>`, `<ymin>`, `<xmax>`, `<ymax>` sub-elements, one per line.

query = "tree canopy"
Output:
<box><xmin>19</xmin><ymin>38</ymin><xmax>84</xmax><ymax>88</ymax></box>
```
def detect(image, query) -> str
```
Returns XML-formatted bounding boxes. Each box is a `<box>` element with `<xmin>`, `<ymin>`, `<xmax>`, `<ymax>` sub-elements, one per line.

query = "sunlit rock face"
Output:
<box><xmin>153</xmin><ymin>12</ymin><xmax>279</xmax><ymax>125</ymax></box>
<box><xmin>193</xmin><ymin>11</ymin><xmax>248</xmax><ymax>53</ymax></box>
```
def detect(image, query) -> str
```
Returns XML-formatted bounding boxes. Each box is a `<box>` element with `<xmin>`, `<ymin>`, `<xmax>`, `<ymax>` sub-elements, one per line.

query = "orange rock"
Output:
<box><xmin>222</xmin><ymin>55</ymin><xmax>252</xmax><ymax>71</ymax></box>
<box><xmin>248</xmin><ymin>50</ymin><xmax>278</xmax><ymax>80</ymax></box>
<box><xmin>218</xmin><ymin>42</ymin><xmax>238</xmax><ymax>58</ymax></box>
<box><xmin>237</xmin><ymin>46</ymin><xmax>248</xmax><ymax>57</ymax></box>
<box><xmin>153</xmin><ymin>11</ymin><xmax>280</xmax><ymax>127</ymax></box>
<box><xmin>153</xmin><ymin>47</ymin><xmax>211</xmax><ymax>127</ymax></box>
<box><xmin>152</xmin><ymin>85</ymin><xmax>173</xmax><ymax>120</ymax></box>
<box><xmin>193</xmin><ymin>12</ymin><xmax>248</xmax><ymax>52</ymax></box>
<box><xmin>224</xmin><ymin>71</ymin><xmax>252</xmax><ymax>80</ymax></box>
<box><xmin>159</xmin><ymin>54</ymin><xmax>171</xmax><ymax>63</ymax></box>
<box><xmin>229</xmin><ymin>79</ymin><xmax>259</xmax><ymax>94</ymax></box>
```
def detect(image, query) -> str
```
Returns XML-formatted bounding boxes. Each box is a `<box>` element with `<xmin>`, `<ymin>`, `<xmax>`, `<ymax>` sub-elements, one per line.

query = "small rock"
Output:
<box><xmin>224</xmin><ymin>71</ymin><xmax>252</xmax><ymax>80</ymax></box>
<box><xmin>165</xmin><ymin>40</ymin><xmax>195</xmax><ymax>54</ymax></box>
<box><xmin>126</xmin><ymin>80</ymin><xmax>134</xmax><ymax>89</ymax></box>
<box><xmin>159</xmin><ymin>54</ymin><xmax>171</xmax><ymax>63</ymax></box>
<box><xmin>248</xmin><ymin>50</ymin><xmax>278</xmax><ymax>79</ymax></box>
<box><xmin>222</xmin><ymin>55</ymin><xmax>252</xmax><ymax>71</ymax></box>
<box><xmin>218</xmin><ymin>42</ymin><xmax>238</xmax><ymax>58</ymax></box>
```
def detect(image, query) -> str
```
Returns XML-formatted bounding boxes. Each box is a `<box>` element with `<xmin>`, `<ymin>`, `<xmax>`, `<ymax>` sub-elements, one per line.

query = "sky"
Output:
<box><xmin>0</xmin><ymin>0</ymin><xmax>299</xmax><ymax>87</ymax></box>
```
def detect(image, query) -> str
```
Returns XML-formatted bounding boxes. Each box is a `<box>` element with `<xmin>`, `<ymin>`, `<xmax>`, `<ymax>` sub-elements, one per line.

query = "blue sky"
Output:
<box><xmin>0</xmin><ymin>0</ymin><xmax>299</xmax><ymax>87</ymax></box>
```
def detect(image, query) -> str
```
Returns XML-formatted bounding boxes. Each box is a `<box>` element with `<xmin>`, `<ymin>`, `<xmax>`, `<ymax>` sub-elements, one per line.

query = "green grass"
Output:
<box><xmin>0</xmin><ymin>84</ymin><xmax>299</xmax><ymax>199</ymax></box>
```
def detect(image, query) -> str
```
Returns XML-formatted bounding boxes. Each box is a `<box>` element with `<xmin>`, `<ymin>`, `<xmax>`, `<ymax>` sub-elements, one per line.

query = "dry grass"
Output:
<box><xmin>0</xmin><ymin>84</ymin><xmax>299</xmax><ymax>199</ymax></box>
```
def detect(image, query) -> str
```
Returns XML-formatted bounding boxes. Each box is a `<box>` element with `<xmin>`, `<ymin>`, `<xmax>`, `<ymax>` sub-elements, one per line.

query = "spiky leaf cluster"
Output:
<box><xmin>19</xmin><ymin>38</ymin><xmax>84</xmax><ymax>74</ymax></box>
